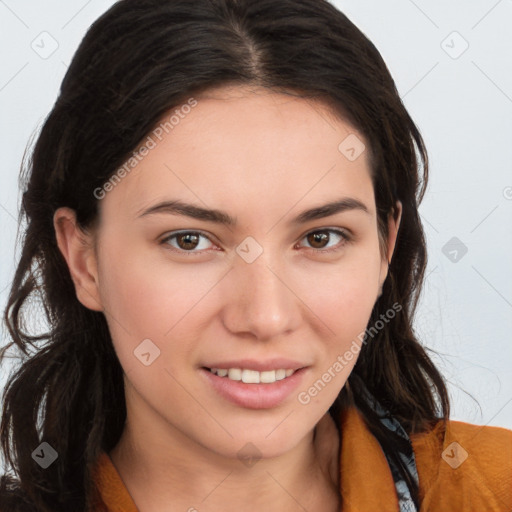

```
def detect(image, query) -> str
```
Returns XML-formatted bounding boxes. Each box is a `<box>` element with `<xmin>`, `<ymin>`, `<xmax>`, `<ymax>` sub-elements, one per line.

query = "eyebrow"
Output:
<box><xmin>136</xmin><ymin>197</ymin><xmax>369</xmax><ymax>226</ymax></box>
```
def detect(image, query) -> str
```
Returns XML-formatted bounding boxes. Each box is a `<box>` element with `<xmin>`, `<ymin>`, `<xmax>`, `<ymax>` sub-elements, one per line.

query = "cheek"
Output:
<box><xmin>95</xmin><ymin>247</ymin><xmax>214</xmax><ymax>408</ymax></box>
<box><xmin>294</xmin><ymin>249</ymin><xmax>382</xmax><ymax>409</ymax></box>
<box><xmin>96</xmin><ymin>233</ymin><xmax>215</xmax><ymax>331</ymax></box>
<box><xmin>299</xmin><ymin>245</ymin><xmax>382</xmax><ymax>336</ymax></box>
<box><xmin>94</xmin><ymin>236</ymin><xmax>211</xmax><ymax>373</ymax></box>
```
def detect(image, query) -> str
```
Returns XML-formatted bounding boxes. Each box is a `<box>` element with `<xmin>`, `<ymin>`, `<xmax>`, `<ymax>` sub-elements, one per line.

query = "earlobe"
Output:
<box><xmin>53</xmin><ymin>207</ymin><xmax>103</xmax><ymax>312</ymax></box>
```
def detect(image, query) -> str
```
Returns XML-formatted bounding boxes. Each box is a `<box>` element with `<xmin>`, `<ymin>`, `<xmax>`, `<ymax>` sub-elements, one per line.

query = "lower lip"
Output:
<box><xmin>200</xmin><ymin>367</ymin><xmax>308</xmax><ymax>410</ymax></box>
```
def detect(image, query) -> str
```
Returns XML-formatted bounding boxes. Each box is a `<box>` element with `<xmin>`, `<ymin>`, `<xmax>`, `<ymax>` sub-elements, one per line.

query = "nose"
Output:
<box><xmin>221</xmin><ymin>250</ymin><xmax>302</xmax><ymax>341</ymax></box>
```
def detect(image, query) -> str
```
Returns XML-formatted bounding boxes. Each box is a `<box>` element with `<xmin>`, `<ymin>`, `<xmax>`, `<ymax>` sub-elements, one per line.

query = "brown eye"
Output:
<box><xmin>298</xmin><ymin>229</ymin><xmax>350</xmax><ymax>253</ymax></box>
<box><xmin>176</xmin><ymin>233</ymin><xmax>200</xmax><ymax>250</ymax></box>
<box><xmin>307</xmin><ymin>231</ymin><xmax>330</xmax><ymax>249</ymax></box>
<box><xmin>161</xmin><ymin>231</ymin><xmax>215</xmax><ymax>253</ymax></box>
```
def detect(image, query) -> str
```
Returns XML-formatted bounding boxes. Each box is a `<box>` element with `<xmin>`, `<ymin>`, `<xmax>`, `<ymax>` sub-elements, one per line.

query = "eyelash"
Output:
<box><xmin>160</xmin><ymin>228</ymin><xmax>351</xmax><ymax>255</ymax></box>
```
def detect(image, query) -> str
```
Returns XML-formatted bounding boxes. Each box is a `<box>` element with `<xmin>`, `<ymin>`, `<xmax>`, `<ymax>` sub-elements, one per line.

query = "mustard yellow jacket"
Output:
<box><xmin>92</xmin><ymin>406</ymin><xmax>512</xmax><ymax>511</ymax></box>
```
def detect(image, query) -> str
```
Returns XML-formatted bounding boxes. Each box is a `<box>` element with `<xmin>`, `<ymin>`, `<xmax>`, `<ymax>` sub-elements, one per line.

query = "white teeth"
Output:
<box><xmin>242</xmin><ymin>369</ymin><xmax>260</xmax><ymax>384</ymax></box>
<box><xmin>228</xmin><ymin>368</ymin><xmax>242</xmax><ymax>381</ymax></box>
<box><xmin>275</xmin><ymin>369</ymin><xmax>286</xmax><ymax>380</ymax></box>
<box><xmin>260</xmin><ymin>370</ymin><xmax>276</xmax><ymax>383</ymax></box>
<box><xmin>209</xmin><ymin>367</ymin><xmax>297</xmax><ymax>383</ymax></box>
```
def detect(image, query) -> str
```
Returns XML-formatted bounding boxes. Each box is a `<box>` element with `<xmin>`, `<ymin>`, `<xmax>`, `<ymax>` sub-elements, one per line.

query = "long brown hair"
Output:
<box><xmin>0</xmin><ymin>0</ymin><xmax>449</xmax><ymax>510</ymax></box>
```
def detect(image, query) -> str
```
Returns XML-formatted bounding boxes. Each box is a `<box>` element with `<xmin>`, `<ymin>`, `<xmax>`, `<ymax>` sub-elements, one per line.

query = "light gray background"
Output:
<box><xmin>1</xmin><ymin>0</ymin><xmax>511</xmax><ymax>435</ymax></box>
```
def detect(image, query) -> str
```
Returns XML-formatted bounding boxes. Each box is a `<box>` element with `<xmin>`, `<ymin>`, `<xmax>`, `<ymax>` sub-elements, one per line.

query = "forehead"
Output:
<box><xmin>99</xmin><ymin>85</ymin><xmax>375</xmax><ymax>224</ymax></box>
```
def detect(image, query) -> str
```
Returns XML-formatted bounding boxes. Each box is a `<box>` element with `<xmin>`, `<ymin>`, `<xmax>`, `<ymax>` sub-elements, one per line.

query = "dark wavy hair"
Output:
<box><xmin>0</xmin><ymin>0</ymin><xmax>450</xmax><ymax>510</ymax></box>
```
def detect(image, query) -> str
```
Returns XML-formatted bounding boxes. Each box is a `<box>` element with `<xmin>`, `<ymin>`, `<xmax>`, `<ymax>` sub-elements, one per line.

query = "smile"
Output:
<box><xmin>207</xmin><ymin>367</ymin><xmax>296</xmax><ymax>384</ymax></box>
<box><xmin>200</xmin><ymin>366</ymin><xmax>308</xmax><ymax>409</ymax></box>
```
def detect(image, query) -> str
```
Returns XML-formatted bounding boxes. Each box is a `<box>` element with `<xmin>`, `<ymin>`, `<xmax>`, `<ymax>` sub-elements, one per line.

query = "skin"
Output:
<box><xmin>54</xmin><ymin>85</ymin><xmax>401</xmax><ymax>512</ymax></box>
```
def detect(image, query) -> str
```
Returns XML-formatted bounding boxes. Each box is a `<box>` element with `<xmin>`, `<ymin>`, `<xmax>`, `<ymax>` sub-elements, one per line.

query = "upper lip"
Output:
<box><xmin>202</xmin><ymin>358</ymin><xmax>308</xmax><ymax>372</ymax></box>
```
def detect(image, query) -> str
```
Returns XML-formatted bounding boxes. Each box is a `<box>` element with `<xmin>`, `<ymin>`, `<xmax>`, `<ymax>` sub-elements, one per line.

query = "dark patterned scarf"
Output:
<box><xmin>357</xmin><ymin>382</ymin><xmax>420</xmax><ymax>512</ymax></box>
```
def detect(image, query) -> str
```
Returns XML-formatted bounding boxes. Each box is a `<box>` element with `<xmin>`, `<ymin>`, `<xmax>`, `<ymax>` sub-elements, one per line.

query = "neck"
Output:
<box><xmin>109</xmin><ymin>407</ymin><xmax>341</xmax><ymax>512</ymax></box>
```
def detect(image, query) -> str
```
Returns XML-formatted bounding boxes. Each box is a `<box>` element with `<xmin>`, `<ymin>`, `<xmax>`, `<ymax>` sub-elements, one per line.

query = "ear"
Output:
<box><xmin>53</xmin><ymin>207</ymin><xmax>103</xmax><ymax>312</ymax></box>
<box><xmin>378</xmin><ymin>200</ymin><xmax>402</xmax><ymax>291</ymax></box>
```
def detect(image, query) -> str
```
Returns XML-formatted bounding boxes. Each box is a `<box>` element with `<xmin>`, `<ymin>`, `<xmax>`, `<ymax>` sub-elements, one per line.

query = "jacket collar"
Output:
<box><xmin>339</xmin><ymin>405</ymin><xmax>404</xmax><ymax>511</ymax></box>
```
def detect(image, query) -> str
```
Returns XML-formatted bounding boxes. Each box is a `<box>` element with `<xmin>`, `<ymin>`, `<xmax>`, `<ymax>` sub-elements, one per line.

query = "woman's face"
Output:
<box><xmin>57</xmin><ymin>85</ymin><xmax>399</xmax><ymax>461</ymax></box>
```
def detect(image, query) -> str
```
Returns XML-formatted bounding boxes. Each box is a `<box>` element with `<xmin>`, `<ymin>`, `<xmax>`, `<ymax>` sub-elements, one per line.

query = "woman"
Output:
<box><xmin>1</xmin><ymin>0</ymin><xmax>510</xmax><ymax>511</ymax></box>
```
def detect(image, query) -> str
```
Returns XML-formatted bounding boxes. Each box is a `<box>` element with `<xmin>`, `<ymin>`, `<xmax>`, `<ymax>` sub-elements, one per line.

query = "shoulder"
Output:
<box><xmin>410</xmin><ymin>418</ymin><xmax>512</xmax><ymax>511</ymax></box>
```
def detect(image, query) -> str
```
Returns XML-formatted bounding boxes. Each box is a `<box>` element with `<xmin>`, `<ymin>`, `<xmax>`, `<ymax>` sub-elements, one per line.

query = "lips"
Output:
<box><xmin>199</xmin><ymin>360</ymin><xmax>309</xmax><ymax>409</ymax></box>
